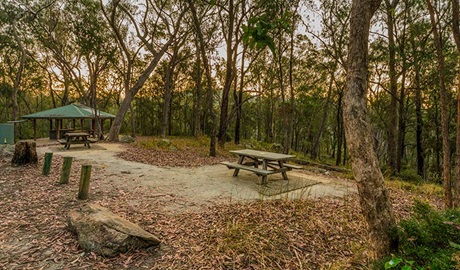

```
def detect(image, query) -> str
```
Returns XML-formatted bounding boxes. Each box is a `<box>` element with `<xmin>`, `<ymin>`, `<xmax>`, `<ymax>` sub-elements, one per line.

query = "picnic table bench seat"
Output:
<box><xmin>58</xmin><ymin>138</ymin><xmax>97</xmax><ymax>145</ymax></box>
<box><xmin>221</xmin><ymin>161</ymin><xmax>273</xmax><ymax>176</ymax></box>
<box><xmin>242</xmin><ymin>160</ymin><xmax>303</xmax><ymax>169</ymax></box>
<box><xmin>278</xmin><ymin>163</ymin><xmax>303</xmax><ymax>170</ymax></box>
<box><xmin>58</xmin><ymin>139</ymin><xmax>67</xmax><ymax>145</ymax></box>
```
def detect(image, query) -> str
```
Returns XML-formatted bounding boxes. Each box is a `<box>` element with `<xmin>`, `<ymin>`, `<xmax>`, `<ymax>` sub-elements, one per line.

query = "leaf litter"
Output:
<box><xmin>0</xmin><ymin>152</ymin><xmax>443</xmax><ymax>269</ymax></box>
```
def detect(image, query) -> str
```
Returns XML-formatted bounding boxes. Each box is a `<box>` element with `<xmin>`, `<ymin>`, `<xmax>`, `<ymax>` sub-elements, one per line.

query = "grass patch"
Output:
<box><xmin>386</xmin><ymin>179</ymin><xmax>443</xmax><ymax>197</ymax></box>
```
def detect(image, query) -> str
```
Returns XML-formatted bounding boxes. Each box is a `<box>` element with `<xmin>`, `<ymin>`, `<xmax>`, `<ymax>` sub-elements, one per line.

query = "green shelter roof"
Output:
<box><xmin>22</xmin><ymin>103</ymin><xmax>115</xmax><ymax>119</ymax></box>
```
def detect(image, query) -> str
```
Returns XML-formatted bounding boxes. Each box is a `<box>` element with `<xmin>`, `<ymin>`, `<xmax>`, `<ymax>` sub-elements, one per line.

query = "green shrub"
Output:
<box><xmin>384</xmin><ymin>256</ymin><xmax>419</xmax><ymax>270</ymax></box>
<box><xmin>394</xmin><ymin>201</ymin><xmax>460</xmax><ymax>269</ymax></box>
<box><xmin>395</xmin><ymin>169</ymin><xmax>423</xmax><ymax>185</ymax></box>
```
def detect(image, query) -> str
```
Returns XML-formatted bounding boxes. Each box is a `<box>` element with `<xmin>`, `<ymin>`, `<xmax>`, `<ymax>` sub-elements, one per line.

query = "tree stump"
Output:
<box><xmin>11</xmin><ymin>141</ymin><xmax>38</xmax><ymax>165</ymax></box>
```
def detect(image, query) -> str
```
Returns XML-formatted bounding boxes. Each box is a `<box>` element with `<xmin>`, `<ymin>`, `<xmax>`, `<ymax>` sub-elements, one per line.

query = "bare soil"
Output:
<box><xmin>37</xmin><ymin>142</ymin><xmax>357</xmax><ymax>212</ymax></box>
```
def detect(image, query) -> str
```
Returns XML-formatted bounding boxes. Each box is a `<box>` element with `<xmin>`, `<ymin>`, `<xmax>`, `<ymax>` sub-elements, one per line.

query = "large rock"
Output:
<box><xmin>120</xmin><ymin>135</ymin><xmax>135</xmax><ymax>143</ymax></box>
<box><xmin>68</xmin><ymin>203</ymin><xmax>160</xmax><ymax>257</ymax></box>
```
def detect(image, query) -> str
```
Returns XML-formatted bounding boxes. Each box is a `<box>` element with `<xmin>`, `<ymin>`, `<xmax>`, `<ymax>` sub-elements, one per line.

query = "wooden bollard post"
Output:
<box><xmin>78</xmin><ymin>165</ymin><xmax>92</xmax><ymax>200</ymax></box>
<box><xmin>60</xmin><ymin>157</ymin><xmax>73</xmax><ymax>184</ymax></box>
<box><xmin>42</xmin><ymin>152</ymin><xmax>53</xmax><ymax>176</ymax></box>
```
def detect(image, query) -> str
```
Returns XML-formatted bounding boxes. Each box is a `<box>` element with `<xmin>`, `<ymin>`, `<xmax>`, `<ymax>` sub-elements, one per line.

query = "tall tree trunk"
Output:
<box><xmin>217</xmin><ymin>0</ymin><xmax>235</xmax><ymax>147</ymax></box>
<box><xmin>451</xmin><ymin>0</ymin><xmax>460</xmax><ymax>207</ymax></box>
<box><xmin>434</xmin><ymin>95</ymin><xmax>442</xmax><ymax>175</ymax></box>
<box><xmin>188</xmin><ymin>0</ymin><xmax>217</xmax><ymax>156</ymax></box>
<box><xmin>193</xmin><ymin>48</ymin><xmax>202</xmax><ymax>138</ymax></box>
<box><xmin>86</xmin><ymin>57</ymin><xmax>103</xmax><ymax>139</ymax></box>
<box><xmin>427</xmin><ymin>0</ymin><xmax>452</xmax><ymax>209</ymax></box>
<box><xmin>385</xmin><ymin>0</ymin><xmax>399</xmax><ymax>174</ymax></box>
<box><xmin>312</xmin><ymin>71</ymin><xmax>334</xmax><ymax>159</ymax></box>
<box><xmin>161</xmin><ymin>49</ymin><xmax>178</xmax><ymax>138</ymax></box>
<box><xmin>414</xmin><ymin>60</ymin><xmax>424</xmax><ymax>177</ymax></box>
<box><xmin>396</xmin><ymin>9</ymin><xmax>408</xmax><ymax>173</ymax></box>
<box><xmin>47</xmin><ymin>71</ymin><xmax>57</xmax><ymax>108</ymax></box>
<box><xmin>62</xmin><ymin>71</ymin><xmax>70</xmax><ymax>106</ymax></box>
<box><xmin>129</xmin><ymin>104</ymin><xmax>135</xmax><ymax>137</ymax></box>
<box><xmin>11</xmin><ymin>21</ymin><xmax>25</xmax><ymax>122</ymax></box>
<box><xmin>107</xmin><ymin>43</ymin><xmax>171</xmax><ymax>141</ymax></box>
<box><xmin>396</xmin><ymin>62</ymin><xmax>406</xmax><ymax>172</ymax></box>
<box><xmin>343</xmin><ymin>132</ymin><xmax>347</xmax><ymax>166</ymax></box>
<box><xmin>283</xmin><ymin>21</ymin><xmax>296</xmax><ymax>154</ymax></box>
<box><xmin>257</xmin><ymin>84</ymin><xmax>262</xmax><ymax>141</ymax></box>
<box><xmin>343</xmin><ymin>0</ymin><xmax>397</xmax><ymax>259</ymax></box>
<box><xmin>234</xmin><ymin>45</ymin><xmax>246</xmax><ymax>145</ymax></box>
<box><xmin>336</xmin><ymin>90</ymin><xmax>344</xmax><ymax>166</ymax></box>
<box><xmin>266</xmin><ymin>85</ymin><xmax>275</xmax><ymax>143</ymax></box>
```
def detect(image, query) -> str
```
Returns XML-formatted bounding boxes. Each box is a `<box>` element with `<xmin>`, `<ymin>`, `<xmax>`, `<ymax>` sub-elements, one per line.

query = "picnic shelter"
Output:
<box><xmin>22</xmin><ymin>103</ymin><xmax>115</xmax><ymax>140</ymax></box>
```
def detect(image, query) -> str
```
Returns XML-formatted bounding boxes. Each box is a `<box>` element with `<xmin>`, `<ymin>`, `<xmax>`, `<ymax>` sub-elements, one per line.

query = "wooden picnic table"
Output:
<box><xmin>59</xmin><ymin>132</ymin><xmax>93</xmax><ymax>150</ymax></box>
<box><xmin>221</xmin><ymin>149</ymin><xmax>302</xmax><ymax>185</ymax></box>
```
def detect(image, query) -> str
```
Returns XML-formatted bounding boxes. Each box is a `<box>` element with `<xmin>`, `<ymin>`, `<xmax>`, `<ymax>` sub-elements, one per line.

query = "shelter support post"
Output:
<box><xmin>100</xmin><ymin>119</ymin><xmax>104</xmax><ymax>138</ymax></box>
<box><xmin>33</xmin><ymin>119</ymin><xmax>37</xmax><ymax>141</ymax></box>
<box><xmin>56</xmin><ymin>119</ymin><xmax>61</xmax><ymax>139</ymax></box>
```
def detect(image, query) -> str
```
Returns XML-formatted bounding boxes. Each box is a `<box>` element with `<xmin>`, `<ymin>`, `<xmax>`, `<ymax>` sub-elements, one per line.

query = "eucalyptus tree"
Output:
<box><xmin>0</xmin><ymin>1</ymin><xmax>49</xmax><ymax>131</ymax></box>
<box><xmin>187</xmin><ymin>0</ymin><xmax>218</xmax><ymax>156</ymax></box>
<box><xmin>309</xmin><ymin>0</ymin><xmax>350</xmax><ymax>160</ymax></box>
<box><xmin>184</xmin><ymin>1</ymin><xmax>220</xmax><ymax>139</ymax></box>
<box><xmin>0</xmin><ymin>1</ymin><xmax>28</xmax><ymax>122</ymax></box>
<box><xmin>452</xmin><ymin>0</ymin><xmax>460</xmax><ymax>207</ymax></box>
<box><xmin>399</xmin><ymin>0</ymin><xmax>433</xmax><ymax>178</ymax></box>
<box><xmin>24</xmin><ymin>0</ymin><xmax>90</xmax><ymax>105</ymax></box>
<box><xmin>67</xmin><ymin>0</ymin><xmax>117</xmax><ymax>136</ymax></box>
<box><xmin>101</xmin><ymin>0</ymin><xmax>187</xmax><ymax>141</ymax></box>
<box><xmin>383</xmin><ymin>0</ymin><xmax>399</xmax><ymax>174</ymax></box>
<box><xmin>283</xmin><ymin>0</ymin><xmax>301</xmax><ymax>154</ymax></box>
<box><xmin>426</xmin><ymin>0</ymin><xmax>452</xmax><ymax>208</ymax></box>
<box><xmin>377</xmin><ymin>0</ymin><xmax>415</xmax><ymax>174</ymax></box>
<box><xmin>241</xmin><ymin>0</ymin><xmax>301</xmax><ymax>153</ymax></box>
<box><xmin>269</xmin><ymin>0</ymin><xmax>301</xmax><ymax>154</ymax></box>
<box><xmin>161</xmin><ymin>22</ymin><xmax>191</xmax><ymax>138</ymax></box>
<box><xmin>394</xmin><ymin>0</ymin><xmax>411</xmax><ymax>174</ymax></box>
<box><xmin>344</xmin><ymin>0</ymin><xmax>397</xmax><ymax>259</ymax></box>
<box><xmin>215</xmin><ymin>0</ymin><xmax>252</xmax><ymax>147</ymax></box>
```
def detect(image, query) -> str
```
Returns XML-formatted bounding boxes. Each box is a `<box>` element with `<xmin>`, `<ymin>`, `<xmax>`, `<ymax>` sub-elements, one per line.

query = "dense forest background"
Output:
<box><xmin>0</xmin><ymin>0</ymin><xmax>457</xmax><ymax>182</ymax></box>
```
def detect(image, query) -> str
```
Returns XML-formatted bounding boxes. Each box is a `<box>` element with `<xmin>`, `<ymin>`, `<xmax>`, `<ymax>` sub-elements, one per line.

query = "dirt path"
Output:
<box><xmin>37</xmin><ymin>143</ymin><xmax>357</xmax><ymax>212</ymax></box>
